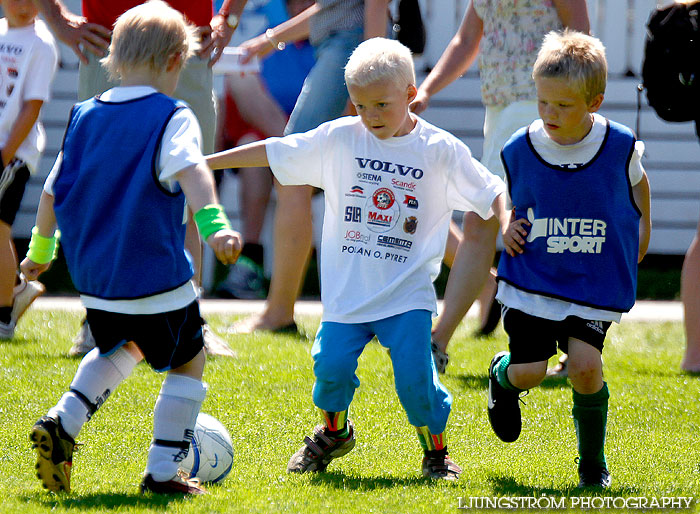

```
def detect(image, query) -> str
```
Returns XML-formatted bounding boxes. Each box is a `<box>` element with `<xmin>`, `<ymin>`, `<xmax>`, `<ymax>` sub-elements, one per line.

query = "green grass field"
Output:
<box><xmin>3</xmin><ymin>309</ymin><xmax>700</xmax><ymax>513</ymax></box>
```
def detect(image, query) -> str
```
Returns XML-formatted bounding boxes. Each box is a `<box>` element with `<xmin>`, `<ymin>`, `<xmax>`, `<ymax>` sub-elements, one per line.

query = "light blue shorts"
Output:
<box><xmin>311</xmin><ymin>309</ymin><xmax>452</xmax><ymax>434</ymax></box>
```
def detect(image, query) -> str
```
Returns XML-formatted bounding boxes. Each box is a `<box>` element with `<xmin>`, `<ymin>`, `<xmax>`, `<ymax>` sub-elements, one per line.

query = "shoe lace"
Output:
<box><xmin>517</xmin><ymin>389</ymin><xmax>530</xmax><ymax>405</ymax></box>
<box><xmin>176</xmin><ymin>468</ymin><xmax>202</xmax><ymax>486</ymax></box>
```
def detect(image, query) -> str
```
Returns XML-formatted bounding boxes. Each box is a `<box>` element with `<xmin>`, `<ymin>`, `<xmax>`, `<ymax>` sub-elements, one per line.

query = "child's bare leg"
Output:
<box><xmin>0</xmin><ymin>221</ymin><xmax>16</xmax><ymax>309</ymax></box>
<box><xmin>505</xmin><ymin>360</ymin><xmax>548</xmax><ymax>390</ymax></box>
<box><xmin>567</xmin><ymin>338</ymin><xmax>603</xmax><ymax>394</ymax></box>
<box><xmin>432</xmin><ymin>212</ymin><xmax>498</xmax><ymax>352</ymax></box>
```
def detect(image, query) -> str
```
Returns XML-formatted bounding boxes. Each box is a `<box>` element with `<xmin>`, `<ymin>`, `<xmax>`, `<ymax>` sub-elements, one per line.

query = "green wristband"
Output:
<box><xmin>193</xmin><ymin>204</ymin><xmax>232</xmax><ymax>240</ymax></box>
<box><xmin>27</xmin><ymin>226</ymin><xmax>60</xmax><ymax>264</ymax></box>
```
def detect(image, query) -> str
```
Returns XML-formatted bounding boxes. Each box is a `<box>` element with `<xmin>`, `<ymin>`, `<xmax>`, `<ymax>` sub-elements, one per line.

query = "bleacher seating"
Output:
<box><xmin>20</xmin><ymin>0</ymin><xmax>700</xmax><ymax>256</ymax></box>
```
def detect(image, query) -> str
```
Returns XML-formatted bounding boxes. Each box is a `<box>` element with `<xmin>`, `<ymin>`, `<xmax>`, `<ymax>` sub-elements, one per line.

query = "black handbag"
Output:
<box><xmin>392</xmin><ymin>0</ymin><xmax>426</xmax><ymax>55</ymax></box>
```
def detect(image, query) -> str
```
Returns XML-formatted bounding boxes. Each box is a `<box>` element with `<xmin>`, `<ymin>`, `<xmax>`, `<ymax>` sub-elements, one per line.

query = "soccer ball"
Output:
<box><xmin>179</xmin><ymin>413</ymin><xmax>234</xmax><ymax>483</ymax></box>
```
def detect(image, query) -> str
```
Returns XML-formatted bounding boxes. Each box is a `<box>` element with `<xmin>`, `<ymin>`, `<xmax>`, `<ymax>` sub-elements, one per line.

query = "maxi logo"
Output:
<box><xmin>525</xmin><ymin>208</ymin><xmax>607</xmax><ymax>254</ymax></box>
<box><xmin>365</xmin><ymin>187</ymin><xmax>400</xmax><ymax>233</ymax></box>
<box><xmin>355</xmin><ymin>158</ymin><xmax>424</xmax><ymax>179</ymax></box>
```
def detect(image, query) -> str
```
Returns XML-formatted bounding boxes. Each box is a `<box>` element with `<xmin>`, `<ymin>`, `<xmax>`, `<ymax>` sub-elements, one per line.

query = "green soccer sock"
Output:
<box><xmin>572</xmin><ymin>382</ymin><xmax>609</xmax><ymax>468</ymax></box>
<box><xmin>494</xmin><ymin>352</ymin><xmax>522</xmax><ymax>391</ymax></box>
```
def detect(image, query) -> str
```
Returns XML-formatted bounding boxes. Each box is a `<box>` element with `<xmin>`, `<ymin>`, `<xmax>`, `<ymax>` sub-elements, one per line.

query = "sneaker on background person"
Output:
<box><xmin>216</xmin><ymin>255</ymin><xmax>266</xmax><ymax>299</ymax></box>
<box><xmin>421</xmin><ymin>450</ymin><xmax>462</xmax><ymax>480</ymax></box>
<box><xmin>0</xmin><ymin>274</ymin><xmax>45</xmax><ymax>339</ymax></box>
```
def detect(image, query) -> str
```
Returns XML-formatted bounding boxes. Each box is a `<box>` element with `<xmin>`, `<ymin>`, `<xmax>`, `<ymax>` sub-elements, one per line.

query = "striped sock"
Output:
<box><xmin>321</xmin><ymin>410</ymin><xmax>349</xmax><ymax>438</ymax></box>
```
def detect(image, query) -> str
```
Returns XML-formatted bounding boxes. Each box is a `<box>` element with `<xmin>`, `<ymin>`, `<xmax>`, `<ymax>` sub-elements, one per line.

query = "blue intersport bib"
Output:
<box><xmin>54</xmin><ymin>93</ymin><xmax>193</xmax><ymax>299</ymax></box>
<box><xmin>497</xmin><ymin>120</ymin><xmax>641</xmax><ymax>312</ymax></box>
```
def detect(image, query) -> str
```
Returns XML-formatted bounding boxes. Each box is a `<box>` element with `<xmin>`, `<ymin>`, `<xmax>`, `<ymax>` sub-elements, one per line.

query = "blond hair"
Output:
<box><xmin>101</xmin><ymin>0</ymin><xmax>198</xmax><ymax>81</ymax></box>
<box><xmin>533</xmin><ymin>30</ymin><xmax>607</xmax><ymax>102</ymax></box>
<box><xmin>344</xmin><ymin>37</ymin><xmax>415</xmax><ymax>89</ymax></box>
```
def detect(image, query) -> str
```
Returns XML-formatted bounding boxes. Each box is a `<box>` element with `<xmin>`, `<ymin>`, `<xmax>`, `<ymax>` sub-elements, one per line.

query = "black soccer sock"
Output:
<box><xmin>572</xmin><ymin>382</ymin><xmax>609</xmax><ymax>469</ymax></box>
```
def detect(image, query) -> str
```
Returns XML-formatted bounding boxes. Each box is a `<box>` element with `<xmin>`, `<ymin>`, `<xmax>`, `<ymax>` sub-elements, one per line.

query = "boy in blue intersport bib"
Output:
<box><xmin>488</xmin><ymin>30</ymin><xmax>652</xmax><ymax>489</ymax></box>
<box><xmin>23</xmin><ymin>1</ymin><xmax>241</xmax><ymax>496</ymax></box>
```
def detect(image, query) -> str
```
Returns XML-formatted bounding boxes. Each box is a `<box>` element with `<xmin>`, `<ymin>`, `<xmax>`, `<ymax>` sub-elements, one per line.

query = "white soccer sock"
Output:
<box><xmin>145</xmin><ymin>373</ymin><xmax>207</xmax><ymax>482</ymax></box>
<box><xmin>48</xmin><ymin>346</ymin><xmax>139</xmax><ymax>439</ymax></box>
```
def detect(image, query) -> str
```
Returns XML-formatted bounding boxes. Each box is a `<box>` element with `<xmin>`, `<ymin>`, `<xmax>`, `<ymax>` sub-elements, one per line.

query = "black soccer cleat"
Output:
<box><xmin>577</xmin><ymin>462</ymin><xmax>612</xmax><ymax>488</ymax></box>
<box><xmin>30</xmin><ymin>416</ymin><xmax>76</xmax><ymax>493</ymax></box>
<box><xmin>487</xmin><ymin>351</ymin><xmax>522</xmax><ymax>442</ymax></box>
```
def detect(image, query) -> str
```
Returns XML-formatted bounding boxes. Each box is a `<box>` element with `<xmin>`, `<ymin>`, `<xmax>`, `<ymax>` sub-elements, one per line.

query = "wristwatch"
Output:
<box><xmin>265</xmin><ymin>28</ymin><xmax>286</xmax><ymax>51</ymax></box>
<box><xmin>223</xmin><ymin>12</ymin><xmax>239</xmax><ymax>29</ymax></box>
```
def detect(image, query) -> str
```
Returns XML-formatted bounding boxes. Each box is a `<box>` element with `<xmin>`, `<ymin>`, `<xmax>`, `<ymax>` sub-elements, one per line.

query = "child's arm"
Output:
<box><xmin>490</xmin><ymin>192</ymin><xmax>528</xmax><ymax>257</ymax></box>
<box><xmin>20</xmin><ymin>190</ymin><xmax>58</xmax><ymax>280</ymax></box>
<box><xmin>633</xmin><ymin>171</ymin><xmax>652</xmax><ymax>263</ymax></box>
<box><xmin>206</xmin><ymin>140</ymin><xmax>270</xmax><ymax>171</ymax></box>
<box><xmin>2</xmin><ymin>100</ymin><xmax>43</xmax><ymax>166</ymax></box>
<box><xmin>175</xmin><ymin>162</ymin><xmax>242</xmax><ymax>265</ymax></box>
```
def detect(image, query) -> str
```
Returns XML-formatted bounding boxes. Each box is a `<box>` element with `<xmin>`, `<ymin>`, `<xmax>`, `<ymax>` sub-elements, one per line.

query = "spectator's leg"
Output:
<box><xmin>230</xmin><ymin>182</ymin><xmax>313</xmax><ymax>333</ymax></box>
<box><xmin>681</xmin><ymin>221</ymin><xmax>700</xmax><ymax>372</ymax></box>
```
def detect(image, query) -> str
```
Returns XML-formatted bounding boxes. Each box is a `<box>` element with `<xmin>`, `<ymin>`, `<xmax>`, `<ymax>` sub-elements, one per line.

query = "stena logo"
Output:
<box><xmin>356</xmin><ymin>172</ymin><xmax>382</xmax><ymax>182</ymax></box>
<box><xmin>355</xmin><ymin>158</ymin><xmax>424</xmax><ymax>179</ymax></box>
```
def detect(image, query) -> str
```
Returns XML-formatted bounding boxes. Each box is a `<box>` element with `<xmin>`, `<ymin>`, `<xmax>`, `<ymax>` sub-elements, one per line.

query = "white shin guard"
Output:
<box><xmin>48</xmin><ymin>346</ymin><xmax>139</xmax><ymax>439</ymax></box>
<box><xmin>146</xmin><ymin>374</ymin><xmax>207</xmax><ymax>482</ymax></box>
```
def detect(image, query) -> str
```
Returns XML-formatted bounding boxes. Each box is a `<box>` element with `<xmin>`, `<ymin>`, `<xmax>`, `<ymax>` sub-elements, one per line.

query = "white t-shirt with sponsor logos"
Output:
<box><xmin>266</xmin><ymin>115</ymin><xmax>506</xmax><ymax>324</ymax></box>
<box><xmin>497</xmin><ymin>113</ymin><xmax>646</xmax><ymax>323</ymax></box>
<box><xmin>0</xmin><ymin>19</ymin><xmax>57</xmax><ymax>172</ymax></box>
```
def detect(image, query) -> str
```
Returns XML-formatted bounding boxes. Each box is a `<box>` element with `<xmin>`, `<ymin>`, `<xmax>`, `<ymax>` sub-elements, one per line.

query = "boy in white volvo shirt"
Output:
<box><xmin>207</xmin><ymin>37</ymin><xmax>510</xmax><ymax>480</ymax></box>
<box><xmin>0</xmin><ymin>0</ymin><xmax>57</xmax><ymax>338</ymax></box>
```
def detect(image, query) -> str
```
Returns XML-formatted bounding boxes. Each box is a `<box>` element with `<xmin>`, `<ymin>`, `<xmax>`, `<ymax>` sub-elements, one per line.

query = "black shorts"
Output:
<box><xmin>86</xmin><ymin>301</ymin><xmax>205</xmax><ymax>372</ymax></box>
<box><xmin>0</xmin><ymin>159</ymin><xmax>30</xmax><ymax>226</ymax></box>
<box><xmin>502</xmin><ymin>306</ymin><xmax>612</xmax><ymax>365</ymax></box>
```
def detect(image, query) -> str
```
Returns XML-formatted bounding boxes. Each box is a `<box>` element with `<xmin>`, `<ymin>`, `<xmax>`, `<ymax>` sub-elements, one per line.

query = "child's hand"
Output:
<box><xmin>20</xmin><ymin>258</ymin><xmax>51</xmax><ymax>281</ymax></box>
<box><xmin>206</xmin><ymin>229</ymin><xmax>243</xmax><ymax>265</ymax></box>
<box><xmin>503</xmin><ymin>217</ymin><xmax>530</xmax><ymax>257</ymax></box>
